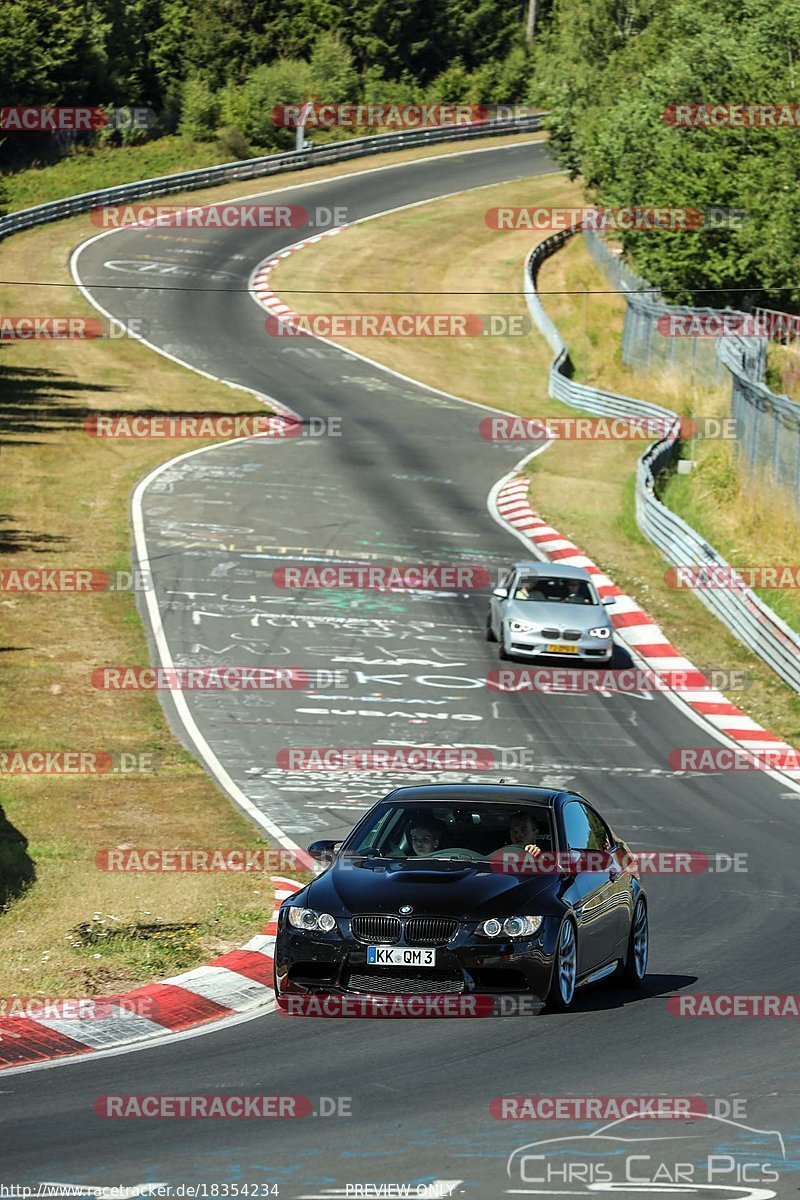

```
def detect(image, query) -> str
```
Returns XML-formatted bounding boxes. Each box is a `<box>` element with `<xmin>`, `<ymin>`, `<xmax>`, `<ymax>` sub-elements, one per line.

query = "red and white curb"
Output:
<box><xmin>0</xmin><ymin>877</ymin><xmax>301</xmax><ymax>1069</ymax></box>
<box><xmin>251</xmin><ymin>228</ymin><xmax>343</xmax><ymax>324</ymax></box>
<box><xmin>495</xmin><ymin>474</ymin><xmax>800</xmax><ymax>779</ymax></box>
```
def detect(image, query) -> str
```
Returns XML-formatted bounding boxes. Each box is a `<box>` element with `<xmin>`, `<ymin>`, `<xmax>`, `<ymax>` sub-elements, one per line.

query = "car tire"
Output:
<box><xmin>616</xmin><ymin>897</ymin><xmax>648</xmax><ymax>988</ymax></box>
<box><xmin>486</xmin><ymin>612</ymin><xmax>497</xmax><ymax>642</ymax></box>
<box><xmin>543</xmin><ymin>918</ymin><xmax>577</xmax><ymax>1012</ymax></box>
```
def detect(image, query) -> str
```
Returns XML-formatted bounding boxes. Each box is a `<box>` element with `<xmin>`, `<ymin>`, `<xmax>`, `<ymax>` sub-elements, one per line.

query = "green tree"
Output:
<box><xmin>531</xmin><ymin>0</ymin><xmax>800</xmax><ymax>306</ymax></box>
<box><xmin>179</xmin><ymin>76</ymin><xmax>220</xmax><ymax>140</ymax></box>
<box><xmin>237</xmin><ymin>59</ymin><xmax>315</xmax><ymax>150</ymax></box>
<box><xmin>308</xmin><ymin>30</ymin><xmax>357</xmax><ymax>101</ymax></box>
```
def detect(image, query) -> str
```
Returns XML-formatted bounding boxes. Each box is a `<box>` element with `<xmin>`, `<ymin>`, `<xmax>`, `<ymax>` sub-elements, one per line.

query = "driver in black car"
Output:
<box><xmin>490</xmin><ymin>810</ymin><xmax>545</xmax><ymax>875</ymax></box>
<box><xmin>504</xmin><ymin>810</ymin><xmax>544</xmax><ymax>857</ymax></box>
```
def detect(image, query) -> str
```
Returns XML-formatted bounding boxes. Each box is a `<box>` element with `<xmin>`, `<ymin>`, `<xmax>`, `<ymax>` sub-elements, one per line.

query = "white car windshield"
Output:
<box><xmin>513</xmin><ymin>576</ymin><xmax>594</xmax><ymax>605</ymax></box>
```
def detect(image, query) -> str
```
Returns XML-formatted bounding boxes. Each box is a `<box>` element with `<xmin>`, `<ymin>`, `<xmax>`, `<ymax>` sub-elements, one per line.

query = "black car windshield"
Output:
<box><xmin>513</xmin><ymin>576</ymin><xmax>595</xmax><ymax>605</ymax></box>
<box><xmin>340</xmin><ymin>800</ymin><xmax>555</xmax><ymax>861</ymax></box>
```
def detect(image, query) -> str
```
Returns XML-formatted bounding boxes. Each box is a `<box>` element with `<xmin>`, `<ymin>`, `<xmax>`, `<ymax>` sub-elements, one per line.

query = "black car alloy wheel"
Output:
<box><xmin>545</xmin><ymin>918</ymin><xmax>577</xmax><ymax>1012</ymax></box>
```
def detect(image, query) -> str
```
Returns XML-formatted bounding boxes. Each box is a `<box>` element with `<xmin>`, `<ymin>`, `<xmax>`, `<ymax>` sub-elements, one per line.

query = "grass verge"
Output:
<box><xmin>0</xmin><ymin>132</ymin><xmax>537</xmax><ymax>997</ymax></box>
<box><xmin>659</xmin><ymin>445</ymin><xmax>800</xmax><ymax>634</ymax></box>
<box><xmin>4</xmin><ymin>137</ymin><xmax>234</xmax><ymax>211</ymax></box>
<box><xmin>270</xmin><ymin>175</ymin><xmax>800</xmax><ymax>747</ymax></box>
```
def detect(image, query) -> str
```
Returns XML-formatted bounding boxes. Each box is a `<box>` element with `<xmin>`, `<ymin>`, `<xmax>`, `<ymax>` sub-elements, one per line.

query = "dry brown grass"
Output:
<box><xmin>273</xmin><ymin>172</ymin><xmax>575</xmax><ymax>419</ymax></box>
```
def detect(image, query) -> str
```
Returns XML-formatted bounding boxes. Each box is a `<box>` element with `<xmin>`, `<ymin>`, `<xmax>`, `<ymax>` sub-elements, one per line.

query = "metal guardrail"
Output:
<box><xmin>0</xmin><ymin>113</ymin><xmax>544</xmax><ymax>239</ymax></box>
<box><xmin>524</xmin><ymin>228</ymin><xmax>800</xmax><ymax>693</ymax></box>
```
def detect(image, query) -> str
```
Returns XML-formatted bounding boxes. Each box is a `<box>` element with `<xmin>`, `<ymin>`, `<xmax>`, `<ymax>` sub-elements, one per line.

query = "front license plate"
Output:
<box><xmin>546</xmin><ymin>643</ymin><xmax>579</xmax><ymax>654</ymax></box>
<box><xmin>367</xmin><ymin>946</ymin><xmax>436</xmax><ymax>967</ymax></box>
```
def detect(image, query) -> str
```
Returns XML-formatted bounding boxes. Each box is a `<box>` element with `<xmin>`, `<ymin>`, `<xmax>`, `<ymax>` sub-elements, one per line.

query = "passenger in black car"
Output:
<box><xmin>409</xmin><ymin>818</ymin><xmax>446</xmax><ymax>857</ymax></box>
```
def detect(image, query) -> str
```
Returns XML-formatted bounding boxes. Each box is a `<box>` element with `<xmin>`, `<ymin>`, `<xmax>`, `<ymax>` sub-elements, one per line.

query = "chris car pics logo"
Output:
<box><xmin>506</xmin><ymin>1112</ymin><xmax>785</xmax><ymax>1196</ymax></box>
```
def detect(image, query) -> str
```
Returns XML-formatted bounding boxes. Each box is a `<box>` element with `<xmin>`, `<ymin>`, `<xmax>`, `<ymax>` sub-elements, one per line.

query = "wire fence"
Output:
<box><xmin>582</xmin><ymin>229</ymin><xmax>741</xmax><ymax>385</ymax></box>
<box><xmin>583</xmin><ymin>228</ymin><xmax>800</xmax><ymax>504</ymax></box>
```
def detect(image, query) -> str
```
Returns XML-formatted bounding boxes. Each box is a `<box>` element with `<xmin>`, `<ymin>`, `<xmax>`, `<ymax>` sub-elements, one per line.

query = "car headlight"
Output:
<box><xmin>589</xmin><ymin>627</ymin><xmax>611</xmax><ymax>638</ymax></box>
<box><xmin>509</xmin><ymin>620</ymin><xmax>537</xmax><ymax>634</ymax></box>
<box><xmin>477</xmin><ymin>915</ymin><xmax>544</xmax><ymax>938</ymax></box>
<box><xmin>288</xmin><ymin>907</ymin><xmax>338</xmax><ymax>933</ymax></box>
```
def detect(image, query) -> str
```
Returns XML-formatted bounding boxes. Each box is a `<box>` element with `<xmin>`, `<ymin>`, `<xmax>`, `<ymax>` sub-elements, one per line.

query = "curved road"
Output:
<box><xmin>2</xmin><ymin>141</ymin><xmax>798</xmax><ymax>1198</ymax></box>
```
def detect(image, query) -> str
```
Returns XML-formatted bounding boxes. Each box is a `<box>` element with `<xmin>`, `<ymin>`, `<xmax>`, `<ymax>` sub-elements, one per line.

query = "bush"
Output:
<box><xmin>426</xmin><ymin>60</ymin><xmax>473</xmax><ymax>104</ymax></box>
<box><xmin>215</xmin><ymin>126</ymin><xmax>251</xmax><ymax>161</ymax></box>
<box><xmin>218</xmin><ymin>82</ymin><xmax>248</xmax><ymax>136</ymax></box>
<box><xmin>179</xmin><ymin>76</ymin><xmax>220</xmax><ymax>141</ymax></box>
<box><xmin>237</xmin><ymin>59</ymin><xmax>315</xmax><ymax>150</ymax></box>
<box><xmin>494</xmin><ymin>44</ymin><xmax>531</xmax><ymax>103</ymax></box>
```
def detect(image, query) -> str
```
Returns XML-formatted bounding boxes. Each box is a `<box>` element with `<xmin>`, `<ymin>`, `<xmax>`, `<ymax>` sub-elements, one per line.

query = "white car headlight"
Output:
<box><xmin>288</xmin><ymin>907</ymin><xmax>337</xmax><ymax>933</ymax></box>
<box><xmin>589</xmin><ymin>627</ymin><xmax>612</xmax><ymax>638</ymax></box>
<box><xmin>477</xmin><ymin>915</ymin><xmax>544</xmax><ymax>938</ymax></box>
<box><xmin>509</xmin><ymin>620</ymin><xmax>537</xmax><ymax>634</ymax></box>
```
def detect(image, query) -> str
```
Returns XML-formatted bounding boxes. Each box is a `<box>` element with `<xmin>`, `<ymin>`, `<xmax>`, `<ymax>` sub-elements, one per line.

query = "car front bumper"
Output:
<box><xmin>506</xmin><ymin>631</ymin><xmax>613</xmax><ymax>660</ymax></box>
<box><xmin>274</xmin><ymin>918</ymin><xmax>559</xmax><ymax>1005</ymax></box>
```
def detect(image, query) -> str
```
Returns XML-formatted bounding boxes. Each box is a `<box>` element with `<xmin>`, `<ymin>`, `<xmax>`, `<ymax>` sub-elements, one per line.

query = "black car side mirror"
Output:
<box><xmin>306</xmin><ymin>839</ymin><xmax>340</xmax><ymax>864</ymax></box>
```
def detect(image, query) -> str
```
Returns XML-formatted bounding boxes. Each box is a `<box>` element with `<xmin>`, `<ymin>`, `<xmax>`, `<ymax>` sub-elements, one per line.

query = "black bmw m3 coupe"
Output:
<box><xmin>274</xmin><ymin>783</ymin><xmax>649</xmax><ymax>1013</ymax></box>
